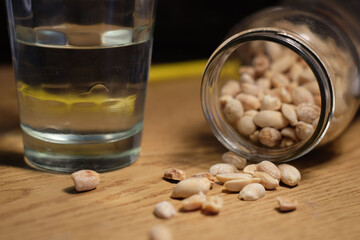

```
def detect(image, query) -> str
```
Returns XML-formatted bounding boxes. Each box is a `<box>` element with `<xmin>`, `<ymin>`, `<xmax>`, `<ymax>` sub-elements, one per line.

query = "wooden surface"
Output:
<box><xmin>0</xmin><ymin>64</ymin><xmax>360</xmax><ymax>240</ymax></box>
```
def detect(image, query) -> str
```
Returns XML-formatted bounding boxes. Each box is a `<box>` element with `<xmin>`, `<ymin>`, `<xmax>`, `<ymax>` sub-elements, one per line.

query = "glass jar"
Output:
<box><xmin>201</xmin><ymin>0</ymin><xmax>360</xmax><ymax>162</ymax></box>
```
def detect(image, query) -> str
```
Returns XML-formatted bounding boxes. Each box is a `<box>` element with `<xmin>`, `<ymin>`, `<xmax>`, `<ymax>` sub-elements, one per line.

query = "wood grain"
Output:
<box><xmin>0</xmin><ymin>65</ymin><xmax>360</xmax><ymax>240</ymax></box>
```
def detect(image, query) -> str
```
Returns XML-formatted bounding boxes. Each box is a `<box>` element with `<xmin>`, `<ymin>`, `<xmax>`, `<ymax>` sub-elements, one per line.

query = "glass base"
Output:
<box><xmin>21</xmin><ymin>123</ymin><xmax>143</xmax><ymax>173</ymax></box>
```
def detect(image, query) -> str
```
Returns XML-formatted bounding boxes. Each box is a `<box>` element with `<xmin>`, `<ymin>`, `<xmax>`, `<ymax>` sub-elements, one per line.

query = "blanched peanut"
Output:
<box><xmin>281</xmin><ymin>127</ymin><xmax>298</xmax><ymax>142</ymax></box>
<box><xmin>163</xmin><ymin>168</ymin><xmax>186</xmax><ymax>181</ymax></box>
<box><xmin>253</xmin><ymin>171</ymin><xmax>279</xmax><ymax>190</ymax></box>
<box><xmin>153</xmin><ymin>201</ymin><xmax>176</xmax><ymax>219</ymax></box>
<box><xmin>295</xmin><ymin>121</ymin><xmax>314</xmax><ymax>140</ymax></box>
<box><xmin>71</xmin><ymin>170</ymin><xmax>100</xmax><ymax>192</ymax></box>
<box><xmin>256</xmin><ymin>78</ymin><xmax>271</xmax><ymax>90</ymax></box>
<box><xmin>259</xmin><ymin>127</ymin><xmax>282</xmax><ymax>147</ymax></box>
<box><xmin>270</xmin><ymin>54</ymin><xmax>296</xmax><ymax>73</ymax></box>
<box><xmin>209</xmin><ymin>163</ymin><xmax>238</xmax><ymax>176</ymax></box>
<box><xmin>271</xmin><ymin>72</ymin><xmax>290</xmax><ymax>88</ymax></box>
<box><xmin>240</xmin><ymin>73</ymin><xmax>255</xmax><ymax>84</ymax></box>
<box><xmin>265</xmin><ymin>41</ymin><xmax>283</xmax><ymax>60</ymax></box>
<box><xmin>252</xmin><ymin>54</ymin><xmax>270</xmax><ymax>76</ymax></box>
<box><xmin>224</xmin><ymin>178</ymin><xmax>261</xmax><ymax>192</ymax></box>
<box><xmin>303</xmin><ymin>81</ymin><xmax>320</xmax><ymax>95</ymax></box>
<box><xmin>244</xmin><ymin>110</ymin><xmax>259</xmax><ymax>119</ymax></box>
<box><xmin>241</xmin><ymin>83</ymin><xmax>260</xmax><ymax>96</ymax></box>
<box><xmin>149</xmin><ymin>224</ymin><xmax>173</xmax><ymax>240</ymax></box>
<box><xmin>253</xmin><ymin>110</ymin><xmax>289</xmax><ymax>129</ymax></box>
<box><xmin>236</xmin><ymin>93</ymin><xmax>261</xmax><ymax>110</ymax></box>
<box><xmin>314</xmin><ymin>94</ymin><xmax>322</xmax><ymax>107</ymax></box>
<box><xmin>289</xmin><ymin>63</ymin><xmax>303</xmax><ymax>82</ymax></box>
<box><xmin>292</xmin><ymin>87</ymin><xmax>314</xmax><ymax>105</ymax></box>
<box><xmin>249</xmin><ymin>130</ymin><xmax>260</xmax><ymax>143</ymax></box>
<box><xmin>189</xmin><ymin>172</ymin><xmax>216</xmax><ymax>183</ymax></box>
<box><xmin>281</xmin><ymin>104</ymin><xmax>298</xmax><ymax>126</ymax></box>
<box><xmin>256</xmin><ymin>160</ymin><xmax>281</xmax><ymax>180</ymax></box>
<box><xmin>202</xmin><ymin>195</ymin><xmax>224</xmax><ymax>214</ymax></box>
<box><xmin>296</xmin><ymin>103</ymin><xmax>320</xmax><ymax>124</ymax></box>
<box><xmin>243</xmin><ymin>164</ymin><xmax>257</xmax><ymax>175</ymax></box>
<box><xmin>239</xmin><ymin>66</ymin><xmax>255</xmax><ymax>78</ymax></box>
<box><xmin>238</xmin><ymin>183</ymin><xmax>266</xmax><ymax>201</ymax></box>
<box><xmin>221</xmin><ymin>151</ymin><xmax>247</xmax><ymax>169</ymax></box>
<box><xmin>260</xmin><ymin>94</ymin><xmax>281</xmax><ymax>111</ymax></box>
<box><xmin>181</xmin><ymin>192</ymin><xmax>207</xmax><ymax>211</ymax></box>
<box><xmin>278</xmin><ymin>164</ymin><xmax>301</xmax><ymax>186</ymax></box>
<box><xmin>278</xmin><ymin>87</ymin><xmax>292</xmax><ymax>103</ymax></box>
<box><xmin>216</xmin><ymin>172</ymin><xmax>252</xmax><ymax>183</ymax></box>
<box><xmin>223</xmin><ymin>98</ymin><xmax>244</xmax><ymax>123</ymax></box>
<box><xmin>219</xmin><ymin>95</ymin><xmax>233</xmax><ymax>108</ymax></box>
<box><xmin>280</xmin><ymin>137</ymin><xmax>296</xmax><ymax>147</ymax></box>
<box><xmin>276</xmin><ymin>196</ymin><xmax>298</xmax><ymax>212</ymax></box>
<box><xmin>220</xmin><ymin>79</ymin><xmax>240</xmax><ymax>97</ymax></box>
<box><xmin>312</xmin><ymin>117</ymin><xmax>319</xmax><ymax>129</ymax></box>
<box><xmin>236</xmin><ymin>116</ymin><xmax>257</xmax><ymax>136</ymax></box>
<box><xmin>298</xmin><ymin>67</ymin><xmax>316</xmax><ymax>83</ymax></box>
<box><xmin>171</xmin><ymin>178</ymin><xmax>211</xmax><ymax>199</ymax></box>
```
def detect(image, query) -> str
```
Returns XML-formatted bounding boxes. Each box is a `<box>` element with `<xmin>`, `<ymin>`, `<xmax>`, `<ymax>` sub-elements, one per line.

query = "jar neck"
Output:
<box><xmin>202</xmin><ymin>28</ymin><xmax>333</xmax><ymax>162</ymax></box>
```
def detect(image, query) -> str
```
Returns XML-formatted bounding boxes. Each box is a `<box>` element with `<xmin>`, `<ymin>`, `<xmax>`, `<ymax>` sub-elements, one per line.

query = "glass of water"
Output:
<box><xmin>5</xmin><ymin>0</ymin><xmax>156</xmax><ymax>172</ymax></box>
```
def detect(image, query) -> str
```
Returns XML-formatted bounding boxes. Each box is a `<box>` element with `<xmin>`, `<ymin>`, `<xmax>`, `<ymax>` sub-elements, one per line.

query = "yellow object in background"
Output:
<box><xmin>149</xmin><ymin>59</ymin><xmax>240</xmax><ymax>82</ymax></box>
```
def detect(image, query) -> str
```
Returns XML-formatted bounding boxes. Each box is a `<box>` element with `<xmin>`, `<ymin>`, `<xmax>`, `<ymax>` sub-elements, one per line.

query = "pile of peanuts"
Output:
<box><xmin>220</xmin><ymin>41</ymin><xmax>321</xmax><ymax>148</ymax></box>
<box><xmin>151</xmin><ymin>151</ymin><xmax>301</xmax><ymax>239</ymax></box>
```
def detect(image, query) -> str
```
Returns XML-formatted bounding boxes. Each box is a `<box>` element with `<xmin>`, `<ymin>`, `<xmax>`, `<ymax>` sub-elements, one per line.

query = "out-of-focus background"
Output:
<box><xmin>0</xmin><ymin>0</ymin><xmax>280</xmax><ymax>64</ymax></box>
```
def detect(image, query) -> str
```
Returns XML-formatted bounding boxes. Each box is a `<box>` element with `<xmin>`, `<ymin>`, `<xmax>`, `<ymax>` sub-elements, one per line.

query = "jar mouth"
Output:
<box><xmin>201</xmin><ymin>28</ymin><xmax>334</xmax><ymax>162</ymax></box>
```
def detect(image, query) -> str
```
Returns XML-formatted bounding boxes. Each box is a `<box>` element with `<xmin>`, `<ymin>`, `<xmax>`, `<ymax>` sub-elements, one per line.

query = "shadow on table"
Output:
<box><xmin>174</xmin><ymin>120</ymin><xmax>344</xmax><ymax>174</ymax></box>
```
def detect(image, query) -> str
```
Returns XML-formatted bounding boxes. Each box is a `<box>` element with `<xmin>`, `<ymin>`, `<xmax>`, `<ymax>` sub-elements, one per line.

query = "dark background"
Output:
<box><xmin>0</xmin><ymin>0</ymin><xmax>280</xmax><ymax>64</ymax></box>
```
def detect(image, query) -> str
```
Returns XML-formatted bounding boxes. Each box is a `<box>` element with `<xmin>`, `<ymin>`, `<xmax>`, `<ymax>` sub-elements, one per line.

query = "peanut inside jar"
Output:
<box><xmin>220</xmin><ymin>41</ymin><xmax>321</xmax><ymax>148</ymax></box>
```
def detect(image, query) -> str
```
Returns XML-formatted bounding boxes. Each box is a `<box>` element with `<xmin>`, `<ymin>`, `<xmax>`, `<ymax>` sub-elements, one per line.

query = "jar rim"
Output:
<box><xmin>201</xmin><ymin>28</ymin><xmax>334</xmax><ymax>162</ymax></box>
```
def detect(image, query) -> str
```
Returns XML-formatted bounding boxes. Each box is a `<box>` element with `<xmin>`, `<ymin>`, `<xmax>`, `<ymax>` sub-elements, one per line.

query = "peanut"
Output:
<box><xmin>221</xmin><ymin>151</ymin><xmax>247</xmax><ymax>169</ymax></box>
<box><xmin>278</xmin><ymin>164</ymin><xmax>301</xmax><ymax>186</ymax></box>
<box><xmin>224</xmin><ymin>178</ymin><xmax>261</xmax><ymax>192</ymax></box>
<box><xmin>253</xmin><ymin>171</ymin><xmax>279</xmax><ymax>190</ymax></box>
<box><xmin>271</xmin><ymin>72</ymin><xmax>290</xmax><ymax>88</ymax></box>
<box><xmin>260</xmin><ymin>94</ymin><xmax>282</xmax><ymax>111</ymax></box>
<box><xmin>216</xmin><ymin>172</ymin><xmax>252</xmax><ymax>183</ymax></box>
<box><xmin>236</xmin><ymin>116</ymin><xmax>257</xmax><ymax>136</ymax></box>
<box><xmin>149</xmin><ymin>224</ymin><xmax>173</xmax><ymax>240</ymax></box>
<box><xmin>252</xmin><ymin>54</ymin><xmax>270</xmax><ymax>76</ymax></box>
<box><xmin>238</xmin><ymin>183</ymin><xmax>266</xmax><ymax>201</ymax></box>
<box><xmin>256</xmin><ymin>160</ymin><xmax>281</xmax><ymax>180</ymax></box>
<box><xmin>181</xmin><ymin>192</ymin><xmax>207</xmax><ymax>211</ymax></box>
<box><xmin>281</xmin><ymin>104</ymin><xmax>298</xmax><ymax>126</ymax></box>
<box><xmin>171</xmin><ymin>178</ymin><xmax>211</xmax><ymax>199</ymax></box>
<box><xmin>189</xmin><ymin>172</ymin><xmax>216</xmax><ymax>183</ymax></box>
<box><xmin>292</xmin><ymin>86</ymin><xmax>314</xmax><ymax>105</ymax></box>
<box><xmin>243</xmin><ymin>164</ymin><xmax>257</xmax><ymax>175</ymax></box>
<box><xmin>241</xmin><ymin>83</ymin><xmax>260</xmax><ymax>96</ymax></box>
<box><xmin>270</xmin><ymin>54</ymin><xmax>296</xmax><ymax>73</ymax></box>
<box><xmin>153</xmin><ymin>201</ymin><xmax>176</xmax><ymax>219</ymax></box>
<box><xmin>276</xmin><ymin>196</ymin><xmax>298</xmax><ymax>212</ymax></box>
<box><xmin>258</xmin><ymin>127</ymin><xmax>282</xmax><ymax>147</ymax></box>
<box><xmin>281</xmin><ymin>127</ymin><xmax>298</xmax><ymax>141</ymax></box>
<box><xmin>295</xmin><ymin>121</ymin><xmax>314</xmax><ymax>140</ymax></box>
<box><xmin>236</xmin><ymin>93</ymin><xmax>261</xmax><ymax>110</ymax></box>
<box><xmin>163</xmin><ymin>168</ymin><xmax>186</xmax><ymax>181</ymax></box>
<box><xmin>209</xmin><ymin>163</ymin><xmax>238</xmax><ymax>176</ymax></box>
<box><xmin>223</xmin><ymin>98</ymin><xmax>244</xmax><ymax>123</ymax></box>
<box><xmin>296</xmin><ymin>103</ymin><xmax>320</xmax><ymax>124</ymax></box>
<box><xmin>220</xmin><ymin>79</ymin><xmax>240</xmax><ymax>97</ymax></box>
<box><xmin>202</xmin><ymin>195</ymin><xmax>224</xmax><ymax>214</ymax></box>
<box><xmin>253</xmin><ymin>110</ymin><xmax>289</xmax><ymax>129</ymax></box>
<box><xmin>71</xmin><ymin>170</ymin><xmax>100</xmax><ymax>192</ymax></box>
<box><xmin>239</xmin><ymin>66</ymin><xmax>255</xmax><ymax>78</ymax></box>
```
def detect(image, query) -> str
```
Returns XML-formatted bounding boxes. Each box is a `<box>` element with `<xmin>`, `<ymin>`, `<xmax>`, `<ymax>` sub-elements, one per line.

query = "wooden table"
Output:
<box><xmin>0</xmin><ymin>64</ymin><xmax>360</xmax><ymax>240</ymax></box>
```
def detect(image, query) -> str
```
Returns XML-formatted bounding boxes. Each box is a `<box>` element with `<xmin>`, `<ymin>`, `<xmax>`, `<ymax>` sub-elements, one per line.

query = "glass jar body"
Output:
<box><xmin>201</xmin><ymin>1</ymin><xmax>360</xmax><ymax>162</ymax></box>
